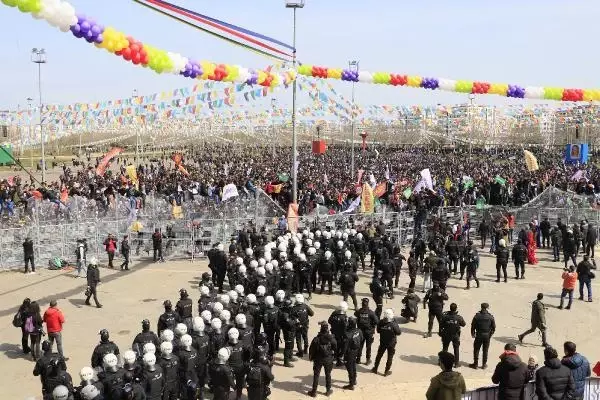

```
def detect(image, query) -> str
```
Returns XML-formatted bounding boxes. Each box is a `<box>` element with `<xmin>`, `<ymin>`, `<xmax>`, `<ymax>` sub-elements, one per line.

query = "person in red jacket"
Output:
<box><xmin>103</xmin><ymin>233</ymin><xmax>117</xmax><ymax>268</ymax></box>
<box><xmin>559</xmin><ymin>265</ymin><xmax>578</xmax><ymax>310</ymax></box>
<box><xmin>43</xmin><ymin>299</ymin><xmax>67</xmax><ymax>360</ymax></box>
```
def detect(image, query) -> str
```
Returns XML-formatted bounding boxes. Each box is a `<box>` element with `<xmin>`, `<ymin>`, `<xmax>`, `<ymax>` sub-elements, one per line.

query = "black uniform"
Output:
<box><xmin>470</xmin><ymin>309</ymin><xmax>496</xmax><ymax>368</ymax></box>
<box><xmin>91</xmin><ymin>340</ymin><xmax>120</xmax><ymax>369</ymax></box>
<box><xmin>191</xmin><ymin>332</ymin><xmax>210</xmax><ymax>397</ymax></box>
<box><xmin>176</xmin><ymin>297</ymin><xmax>193</xmax><ymax>332</ymax></box>
<box><xmin>370</xmin><ymin>275</ymin><xmax>386</xmax><ymax>319</ymax></box>
<box><xmin>308</xmin><ymin>331</ymin><xmax>337</xmax><ymax>395</ymax></box>
<box><xmin>228</xmin><ymin>341</ymin><xmax>250</xmax><ymax>400</ymax></box>
<box><xmin>495</xmin><ymin>246</ymin><xmax>510</xmax><ymax>282</ymax></box>
<box><xmin>354</xmin><ymin>305</ymin><xmax>378</xmax><ymax>364</ymax></box>
<box><xmin>85</xmin><ymin>266</ymin><xmax>102</xmax><ymax>307</ymax></box>
<box><xmin>157</xmin><ymin>310</ymin><xmax>180</xmax><ymax>337</ymax></box>
<box><xmin>99</xmin><ymin>368</ymin><xmax>125</xmax><ymax>400</ymax></box>
<box><xmin>511</xmin><ymin>243</ymin><xmax>527</xmax><ymax>279</ymax></box>
<box><xmin>261</xmin><ymin>306</ymin><xmax>279</xmax><ymax>358</ymax></box>
<box><xmin>424</xmin><ymin>288</ymin><xmax>449</xmax><ymax>335</ymax></box>
<box><xmin>141</xmin><ymin>366</ymin><xmax>165</xmax><ymax>400</ymax></box>
<box><xmin>245</xmin><ymin>360</ymin><xmax>274</xmax><ymax>400</ymax></box>
<box><xmin>339</xmin><ymin>269</ymin><xmax>359</xmax><ymax>310</ymax></box>
<box><xmin>318</xmin><ymin>257</ymin><xmax>335</xmax><ymax>294</ymax></box>
<box><xmin>466</xmin><ymin>250</ymin><xmax>480</xmax><ymax>289</ymax></box>
<box><xmin>291</xmin><ymin>303</ymin><xmax>314</xmax><ymax>357</ymax></box>
<box><xmin>132</xmin><ymin>331</ymin><xmax>160</xmax><ymax>359</ymax></box>
<box><xmin>446</xmin><ymin>239</ymin><xmax>460</xmax><ymax>274</ymax></box>
<box><xmin>177</xmin><ymin>347</ymin><xmax>198</xmax><ymax>400</ymax></box>
<box><xmin>208</xmin><ymin>362</ymin><xmax>235</xmax><ymax>400</ymax></box>
<box><xmin>158</xmin><ymin>355</ymin><xmax>180</xmax><ymax>400</ymax></box>
<box><xmin>439</xmin><ymin>310</ymin><xmax>466</xmax><ymax>365</ymax></box>
<box><xmin>278</xmin><ymin>304</ymin><xmax>296</xmax><ymax>366</ymax></box>
<box><xmin>372</xmin><ymin>318</ymin><xmax>401</xmax><ymax>374</ymax></box>
<box><xmin>328</xmin><ymin>310</ymin><xmax>348</xmax><ymax>366</ymax></box>
<box><xmin>343</xmin><ymin>327</ymin><xmax>363</xmax><ymax>387</ymax></box>
<box><xmin>44</xmin><ymin>366</ymin><xmax>74</xmax><ymax>400</ymax></box>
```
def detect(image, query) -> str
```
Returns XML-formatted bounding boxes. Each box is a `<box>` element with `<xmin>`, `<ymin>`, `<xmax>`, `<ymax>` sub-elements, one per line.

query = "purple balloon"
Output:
<box><xmin>91</xmin><ymin>25</ymin><xmax>102</xmax><ymax>35</ymax></box>
<box><xmin>94</xmin><ymin>34</ymin><xmax>103</xmax><ymax>44</ymax></box>
<box><xmin>85</xmin><ymin>30</ymin><xmax>94</xmax><ymax>40</ymax></box>
<box><xmin>87</xmin><ymin>19</ymin><xmax>95</xmax><ymax>27</ymax></box>
<box><xmin>76</xmin><ymin>13</ymin><xmax>85</xmax><ymax>24</ymax></box>
<box><xmin>70</xmin><ymin>24</ymin><xmax>81</xmax><ymax>34</ymax></box>
<box><xmin>85</xmin><ymin>36</ymin><xmax>95</xmax><ymax>43</ymax></box>
<box><xmin>80</xmin><ymin>21</ymin><xmax>91</xmax><ymax>33</ymax></box>
<box><xmin>73</xmin><ymin>30</ymin><xmax>84</xmax><ymax>39</ymax></box>
<box><xmin>507</xmin><ymin>84</ymin><xmax>525</xmax><ymax>98</ymax></box>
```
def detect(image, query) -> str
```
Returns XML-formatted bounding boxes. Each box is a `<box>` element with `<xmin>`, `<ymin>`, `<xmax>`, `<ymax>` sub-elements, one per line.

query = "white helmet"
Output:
<box><xmin>280</xmin><ymin>251</ymin><xmax>287</xmax><ymax>260</ymax></box>
<box><xmin>284</xmin><ymin>261</ymin><xmax>293</xmax><ymax>270</ymax></box>
<box><xmin>265</xmin><ymin>296</ymin><xmax>275</xmax><ymax>307</ymax></box>
<box><xmin>295</xmin><ymin>293</ymin><xmax>305</xmax><ymax>304</ymax></box>
<box><xmin>245</xmin><ymin>248</ymin><xmax>253</xmax><ymax>256</ymax></box>
<box><xmin>160</xmin><ymin>341</ymin><xmax>173</xmax><ymax>356</ymax></box>
<box><xmin>314</xmin><ymin>242</ymin><xmax>321</xmax><ymax>249</ymax></box>
<box><xmin>257</xmin><ymin>285</ymin><xmax>266</xmax><ymax>296</ymax></box>
<box><xmin>250</xmin><ymin>260</ymin><xmax>259</xmax><ymax>269</ymax></box>
<box><xmin>345</xmin><ymin>250</ymin><xmax>352</xmax><ymax>259</ymax></box>
<box><xmin>79</xmin><ymin>384</ymin><xmax>100</xmax><ymax>400</ymax></box>
<box><xmin>174</xmin><ymin>323</ymin><xmax>188</xmax><ymax>337</ymax></box>
<box><xmin>246</xmin><ymin>294</ymin><xmax>257</xmax><ymax>304</ymax></box>
<box><xmin>211</xmin><ymin>318</ymin><xmax>222</xmax><ymax>330</ymax></box>
<box><xmin>103</xmin><ymin>353</ymin><xmax>118</xmax><ymax>369</ymax></box>
<box><xmin>339</xmin><ymin>301</ymin><xmax>349</xmax><ymax>312</ymax></box>
<box><xmin>143</xmin><ymin>342</ymin><xmax>156</xmax><ymax>355</ymax></box>
<box><xmin>350</xmin><ymin>229</ymin><xmax>357</xmax><ymax>236</ymax></box>
<box><xmin>79</xmin><ymin>366</ymin><xmax>94</xmax><ymax>381</ymax></box>
<box><xmin>123</xmin><ymin>350</ymin><xmax>136</xmax><ymax>365</ymax></box>
<box><xmin>315</xmin><ymin>230</ymin><xmax>322</xmax><ymax>237</ymax></box>
<box><xmin>235</xmin><ymin>285</ymin><xmax>245</xmax><ymax>296</ymax></box>
<box><xmin>180</xmin><ymin>334</ymin><xmax>193</xmax><ymax>347</ymax></box>
<box><xmin>213</xmin><ymin>302</ymin><xmax>224</xmax><ymax>314</ymax></box>
<box><xmin>293</xmin><ymin>246</ymin><xmax>301</xmax><ymax>255</ymax></box>
<box><xmin>193</xmin><ymin>317</ymin><xmax>205</xmax><ymax>332</ymax></box>
<box><xmin>308</xmin><ymin>247</ymin><xmax>316</xmax><ymax>255</ymax></box>
<box><xmin>228</xmin><ymin>290</ymin><xmax>238</xmax><ymax>302</ymax></box>
<box><xmin>384</xmin><ymin>308</ymin><xmax>394</xmax><ymax>320</ymax></box>
<box><xmin>200</xmin><ymin>285</ymin><xmax>210</xmax><ymax>296</ymax></box>
<box><xmin>344</xmin><ymin>228</ymin><xmax>351</xmax><ymax>235</ymax></box>
<box><xmin>220</xmin><ymin>294</ymin><xmax>230</xmax><ymax>305</ymax></box>
<box><xmin>217</xmin><ymin>347</ymin><xmax>230</xmax><ymax>363</ymax></box>
<box><xmin>309</xmin><ymin>232</ymin><xmax>314</xmax><ymax>239</ymax></box>
<box><xmin>306</xmin><ymin>239</ymin><xmax>313</xmax><ymax>247</ymax></box>
<box><xmin>238</xmin><ymin>266</ymin><xmax>247</xmax><ymax>275</ymax></box>
<box><xmin>499</xmin><ymin>239</ymin><xmax>506</xmax><ymax>247</ymax></box>
<box><xmin>265</xmin><ymin>263</ymin><xmax>273</xmax><ymax>273</ymax></box>
<box><xmin>89</xmin><ymin>257</ymin><xmax>98</xmax><ymax>266</ymax></box>
<box><xmin>143</xmin><ymin>352</ymin><xmax>156</xmax><ymax>367</ymax></box>
<box><xmin>228</xmin><ymin>327</ymin><xmax>240</xmax><ymax>343</ymax></box>
<box><xmin>271</xmin><ymin>260</ymin><xmax>279</xmax><ymax>269</ymax></box>
<box><xmin>52</xmin><ymin>385</ymin><xmax>70</xmax><ymax>400</ymax></box>
<box><xmin>325</xmin><ymin>251</ymin><xmax>332</xmax><ymax>260</ymax></box>
<box><xmin>264</xmin><ymin>253</ymin><xmax>272</xmax><ymax>262</ymax></box>
<box><xmin>236</xmin><ymin>257</ymin><xmax>244</xmax><ymax>265</ymax></box>
<box><xmin>221</xmin><ymin>309</ymin><xmax>231</xmax><ymax>322</ymax></box>
<box><xmin>337</xmin><ymin>240</ymin><xmax>344</xmax><ymax>248</ymax></box>
<box><xmin>299</xmin><ymin>253</ymin><xmax>307</xmax><ymax>262</ymax></box>
<box><xmin>217</xmin><ymin>243</ymin><xmax>224</xmax><ymax>252</ymax></box>
<box><xmin>275</xmin><ymin>290</ymin><xmax>285</xmax><ymax>301</ymax></box>
<box><xmin>336</xmin><ymin>231</ymin><xmax>343</xmax><ymax>239</ymax></box>
<box><xmin>342</xmin><ymin>233</ymin><xmax>348</xmax><ymax>240</ymax></box>
<box><xmin>278</xmin><ymin>243</ymin><xmax>287</xmax><ymax>252</ymax></box>
<box><xmin>235</xmin><ymin>314</ymin><xmax>247</xmax><ymax>327</ymax></box>
<box><xmin>357</xmin><ymin>233</ymin><xmax>363</xmax><ymax>240</ymax></box>
<box><xmin>258</xmin><ymin>258</ymin><xmax>266</xmax><ymax>267</ymax></box>
<box><xmin>161</xmin><ymin>329</ymin><xmax>174</xmax><ymax>343</ymax></box>
<box><xmin>201</xmin><ymin>310</ymin><xmax>212</xmax><ymax>323</ymax></box>
<box><xmin>257</xmin><ymin>267</ymin><xmax>266</xmax><ymax>277</ymax></box>
<box><xmin>324</xmin><ymin>231</ymin><xmax>331</xmax><ymax>239</ymax></box>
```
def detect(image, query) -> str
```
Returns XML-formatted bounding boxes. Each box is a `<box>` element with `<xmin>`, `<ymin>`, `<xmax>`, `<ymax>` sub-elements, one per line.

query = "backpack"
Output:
<box><xmin>12</xmin><ymin>311</ymin><xmax>23</xmax><ymax>328</ymax></box>
<box><xmin>349</xmin><ymin>331</ymin><xmax>361</xmax><ymax>350</ymax></box>
<box><xmin>24</xmin><ymin>316</ymin><xmax>35</xmax><ymax>333</ymax></box>
<box><xmin>246</xmin><ymin>365</ymin><xmax>262</xmax><ymax>387</ymax></box>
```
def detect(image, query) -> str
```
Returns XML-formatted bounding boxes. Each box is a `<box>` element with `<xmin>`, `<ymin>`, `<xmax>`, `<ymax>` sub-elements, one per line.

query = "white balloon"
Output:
<box><xmin>358</xmin><ymin>71</ymin><xmax>373</xmax><ymax>83</ymax></box>
<box><xmin>236</xmin><ymin>66</ymin><xmax>250</xmax><ymax>83</ymax></box>
<box><xmin>438</xmin><ymin>79</ymin><xmax>457</xmax><ymax>92</ymax></box>
<box><xmin>59</xmin><ymin>24</ymin><xmax>71</xmax><ymax>32</ymax></box>
<box><xmin>32</xmin><ymin>12</ymin><xmax>44</xmax><ymax>20</ymax></box>
<box><xmin>524</xmin><ymin>87</ymin><xmax>544</xmax><ymax>99</ymax></box>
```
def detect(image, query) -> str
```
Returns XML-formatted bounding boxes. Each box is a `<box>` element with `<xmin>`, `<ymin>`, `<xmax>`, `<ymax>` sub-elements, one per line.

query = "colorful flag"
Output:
<box><xmin>360</xmin><ymin>183</ymin><xmax>374</xmax><ymax>214</ymax></box>
<box><xmin>342</xmin><ymin>196</ymin><xmax>361</xmax><ymax>214</ymax></box>
<box><xmin>494</xmin><ymin>176</ymin><xmax>507</xmax><ymax>186</ymax></box>
<box><xmin>171</xmin><ymin>152</ymin><xmax>183</xmax><ymax>165</ymax></box>
<box><xmin>96</xmin><ymin>147</ymin><xmax>123</xmax><ymax>175</ymax></box>
<box><xmin>178</xmin><ymin>165</ymin><xmax>190</xmax><ymax>177</ymax></box>
<box><xmin>403</xmin><ymin>188</ymin><xmax>412</xmax><ymax>199</ymax></box>
<box><xmin>463</xmin><ymin>175</ymin><xmax>474</xmax><ymax>189</ymax></box>
<box><xmin>421</xmin><ymin>168</ymin><xmax>434</xmax><ymax>190</ymax></box>
<box><xmin>444</xmin><ymin>177</ymin><xmax>453</xmax><ymax>191</ymax></box>
<box><xmin>126</xmin><ymin>165</ymin><xmax>138</xmax><ymax>188</ymax></box>
<box><xmin>287</xmin><ymin>203</ymin><xmax>299</xmax><ymax>233</ymax></box>
<box><xmin>374</xmin><ymin>182</ymin><xmax>387</xmax><ymax>198</ymax></box>
<box><xmin>272</xmin><ymin>184</ymin><xmax>283</xmax><ymax>194</ymax></box>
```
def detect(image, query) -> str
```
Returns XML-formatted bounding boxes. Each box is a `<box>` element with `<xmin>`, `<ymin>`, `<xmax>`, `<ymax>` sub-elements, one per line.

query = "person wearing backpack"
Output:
<box><xmin>245</xmin><ymin>354</ymin><xmax>274</xmax><ymax>400</ymax></box>
<box><xmin>328</xmin><ymin>301</ymin><xmax>349</xmax><ymax>367</ymax></box>
<box><xmin>439</xmin><ymin>303</ymin><xmax>466</xmax><ymax>368</ymax></box>
<box><xmin>342</xmin><ymin>317</ymin><xmax>363</xmax><ymax>391</ymax></box>
<box><xmin>15</xmin><ymin>297</ymin><xmax>32</xmax><ymax>355</ymax></box>
<box><xmin>27</xmin><ymin>301</ymin><xmax>45</xmax><ymax>361</ymax></box>
<box><xmin>307</xmin><ymin>322</ymin><xmax>337</xmax><ymax>398</ymax></box>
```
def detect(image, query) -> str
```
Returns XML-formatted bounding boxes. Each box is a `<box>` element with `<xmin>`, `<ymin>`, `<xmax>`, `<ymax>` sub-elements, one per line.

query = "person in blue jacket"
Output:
<box><xmin>561</xmin><ymin>341</ymin><xmax>591</xmax><ymax>400</ymax></box>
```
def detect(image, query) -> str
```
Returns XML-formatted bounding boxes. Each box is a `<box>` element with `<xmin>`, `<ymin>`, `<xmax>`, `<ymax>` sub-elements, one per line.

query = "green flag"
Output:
<box><xmin>403</xmin><ymin>188</ymin><xmax>412</xmax><ymax>199</ymax></box>
<box><xmin>494</xmin><ymin>176</ymin><xmax>506</xmax><ymax>186</ymax></box>
<box><xmin>277</xmin><ymin>173</ymin><xmax>290</xmax><ymax>182</ymax></box>
<box><xmin>476</xmin><ymin>197</ymin><xmax>486</xmax><ymax>210</ymax></box>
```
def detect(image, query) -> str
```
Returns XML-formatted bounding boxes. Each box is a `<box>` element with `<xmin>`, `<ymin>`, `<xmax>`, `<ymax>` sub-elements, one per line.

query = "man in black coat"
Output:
<box><xmin>446</xmin><ymin>236</ymin><xmax>460</xmax><ymax>275</ymax></box>
<box><xmin>354</xmin><ymin>298</ymin><xmax>378</xmax><ymax>365</ymax></box>
<box><xmin>23</xmin><ymin>237</ymin><xmax>35</xmax><ymax>273</ymax></box>
<box><xmin>586</xmin><ymin>223</ymin><xmax>597</xmax><ymax>258</ymax></box>
<box><xmin>307</xmin><ymin>322</ymin><xmax>337</xmax><ymax>398</ymax></box>
<box><xmin>85</xmin><ymin>260</ymin><xmax>102</xmax><ymax>308</ymax></box>
<box><xmin>120</xmin><ymin>235</ymin><xmax>130</xmax><ymax>271</ymax></box>
<box><xmin>576</xmin><ymin>255</ymin><xmax>594</xmax><ymax>302</ymax></box>
<box><xmin>371</xmin><ymin>308</ymin><xmax>401</xmax><ymax>376</ymax></box>
<box><xmin>439</xmin><ymin>303</ymin><xmax>466</xmax><ymax>367</ymax></box>
<box><xmin>469</xmin><ymin>303</ymin><xmax>495</xmax><ymax>369</ymax></box>
<box><xmin>491</xmin><ymin>343</ymin><xmax>529</xmax><ymax>400</ymax></box>
<box><xmin>423</xmin><ymin>283</ymin><xmax>449</xmax><ymax>338</ymax></box>
<box><xmin>535</xmin><ymin>346</ymin><xmax>575</xmax><ymax>400</ymax></box>
<box><xmin>540</xmin><ymin>217</ymin><xmax>552</xmax><ymax>248</ymax></box>
<box><xmin>495</xmin><ymin>239</ymin><xmax>510</xmax><ymax>283</ymax></box>
<box><xmin>511</xmin><ymin>239</ymin><xmax>528</xmax><ymax>279</ymax></box>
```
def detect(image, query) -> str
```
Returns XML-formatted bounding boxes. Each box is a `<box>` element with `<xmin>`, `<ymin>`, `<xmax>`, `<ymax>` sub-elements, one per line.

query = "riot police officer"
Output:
<box><xmin>132</xmin><ymin>319</ymin><xmax>160</xmax><ymax>360</ymax></box>
<box><xmin>157</xmin><ymin>300</ymin><xmax>181</xmax><ymax>336</ymax></box>
<box><xmin>469</xmin><ymin>303</ymin><xmax>496</xmax><ymax>370</ymax></box>
<box><xmin>439</xmin><ymin>303</ymin><xmax>466</xmax><ymax>367</ymax></box>
<box><xmin>495</xmin><ymin>239</ymin><xmax>509</xmax><ymax>283</ymax></box>
<box><xmin>354</xmin><ymin>298</ymin><xmax>378</xmax><ymax>365</ymax></box>
<box><xmin>291</xmin><ymin>293</ymin><xmax>314</xmax><ymax>358</ymax></box>
<box><xmin>176</xmin><ymin>289</ymin><xmax>194</xmax><ymax>332</ymax></box>
<box><xmin>307</xmin><ymin>322</ymin><xmax>337</xmax><ymax>398</ymax></box>
<box><xmin>371</xmin><ymin>309</ymin><xmax>401</xmax><ymax>376</ymax></box>
<box><xmin>511</xmin><ymin>239</ymin><xmax>528</xmax><ymax>279</ymax></box>
<box><xmin>91</xmin><ymin>329</ymin><xmax>120</xmax><ymax>370</ymax></box>
<box><xmin>423</xmin><ymin>283</ymin><xmax>449</xmax><ymax>338</ymax></box>
<box><xmin>328</xmin><ymin>301</ymin><xmax>349</xmax><ymax>367</ymax></box>
<box><xmin>342</xmin><ymin>317</ymin><xmax>363</xmax><ymax>391</ymax></box>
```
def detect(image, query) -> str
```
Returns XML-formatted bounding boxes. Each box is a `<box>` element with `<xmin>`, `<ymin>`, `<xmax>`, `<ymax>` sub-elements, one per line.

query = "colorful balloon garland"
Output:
<box><xmin>2</xmin><ymin>0</ymin><xmax>600</xmax><ymax>102</ymax></box>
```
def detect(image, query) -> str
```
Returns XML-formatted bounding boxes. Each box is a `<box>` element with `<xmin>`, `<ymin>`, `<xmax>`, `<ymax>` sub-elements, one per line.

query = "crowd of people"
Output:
<box><xmin>14</xmin><ymin>218</ymin><xmax>597</xmax><ymax>400</ymax></box>
<box><xmin>2</xmin><ymin>145</ymin><xmax>600</xmax><ymax>221</ymax></box>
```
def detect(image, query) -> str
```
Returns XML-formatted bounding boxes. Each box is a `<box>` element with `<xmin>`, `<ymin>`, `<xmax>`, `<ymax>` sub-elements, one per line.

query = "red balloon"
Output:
<box><xmin>141</xmin><ymin>54</ymin><xmax>149</xmax><ymax>65</ymax></box>
<box><xmin>130</xmin><ymin>44</ymin><xmax>140</xmax><ymax>53</ymax></box>
<box><xmin>132</xmin><ymin>53</ymin><xmax>141</xmax><ymax>64</ymax></box>
<box><xmin>115</xmin><ymin>49</ymin><xmax>123</xmax><ymax>56</ymax></box>
<box><xmin>121</xmin><ymin>48</ymin><xmax>132</xmax><ymax>59</ymax></box>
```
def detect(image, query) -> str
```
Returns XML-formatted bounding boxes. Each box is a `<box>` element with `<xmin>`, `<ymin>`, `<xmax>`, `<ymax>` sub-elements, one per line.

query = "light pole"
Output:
<box><xmin>286</xmin><ymin>0</ymin><xmax>304</xmax><ymax>204</ymax></box>
<box><xmin>31</xmin><ymin>48</ymin><xmax>46</xmax><ymax>183</ymax></box>
<box><xmin>271</xmin><ymin>98</ymin><xmax>277</xmax><ymax>157</ymax></box>
<box><xmin>133</xmin><ymin>89</ymin><xmax>139</xmax><ymax>165</ymax></box>
<box><xmin>349</xmin><ymin>60</ymin><xmax>359</xmax><ymax>176</ymax></box>
<box><xmin>27</xmin><ymin>97</ymin><xmax>33</xmax><ymax>168</ymax></box>
<box><xmin>468</xmin><ymin>93</ymin><xmax>475</xmax><ymax>156</ymax></box>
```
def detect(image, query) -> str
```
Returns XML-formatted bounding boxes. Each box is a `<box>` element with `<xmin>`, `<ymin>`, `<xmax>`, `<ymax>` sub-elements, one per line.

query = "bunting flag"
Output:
<box><xmin>360</xmin><ymin>183</ymin><xmax>375</xmax><ymax>214</ymax></box>
<box><xmin>403</xmin><ymin>188</ymin><xmax>412</xmax><ymax>199</ymax></box>
<box><xmin>96</xmin><ymin>147</ymin><xmax>123</xmax><ymax>175</ymax></box>
<box><xmin>463</xmin><ymin>175</ymin><xmax>474</xmax><ymax>189</ymax></box>
<box><xmin>524</xmin><ymin>150</ymin><xmax>539</xmax><ymax>172</ymax></box>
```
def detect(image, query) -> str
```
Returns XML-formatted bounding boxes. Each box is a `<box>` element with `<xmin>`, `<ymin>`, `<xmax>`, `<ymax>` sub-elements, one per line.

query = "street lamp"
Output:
<box><xmin>26</xmin><ymin>97</ymin><xmax>33</xmax><ymax>168</ymax></box>
<box><xmin>271</xmin><ymin>98</ymin><xmax>277</xmax><ymax>157</ymax></box>
<box><xmin>133</xmin><ymin>89</ymin><xmax>140</xmax><ymax>165</ymax></box>
<box><xmin>286</xmin><ymin>0</ymin><xmax>304</xmax><ymax>204</ymax></box>
<box><xmin>468</xmin><ymin>94</ymin><xmax>475</xmax><ymax>156</ymax></box>
<box><xmin>31</xmin><ymin>48</ymin><xmax>46</xmax><ymax>183</ymax></box>
<box><xmin>349</xmin><ymin>60</ymin><xmax>359</xmax><ymax>176</ymax></box>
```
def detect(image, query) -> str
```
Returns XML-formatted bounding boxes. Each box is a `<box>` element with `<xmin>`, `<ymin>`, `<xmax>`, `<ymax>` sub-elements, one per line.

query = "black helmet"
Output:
<box><xmin>163</xmin><ymin>300</ymin><xmax>172</xmax><ymax>309</ymax></box>
<box><xmin>41</xmin><ymin>340</ymin><xmax>51</xmax><ymax>352</ymax></box>
<box><xmin>142</xmin><ymin>319</ymin><xmax>150</xmax><ymax>330</ymax></box>
<box><xmin>179</xmin><ymin>289</ymin><xmax>188</xmax><ymax>298</ymax></box>
<box><xmin>99</xmin><ymin>329</ymin><xmax>109</xmax><ymax>342</ymax></box>
<box><xmin>202</xmin><ymin>272</ymin><xmax>211</xmax><ymax>280</ymax></box>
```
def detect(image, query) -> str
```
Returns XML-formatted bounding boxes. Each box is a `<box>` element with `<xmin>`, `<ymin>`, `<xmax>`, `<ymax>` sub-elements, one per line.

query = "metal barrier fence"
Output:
<box><xmin>462</xmin><ymin>377</ymin><xmax>600</xmax><ymax>400</ymax></box>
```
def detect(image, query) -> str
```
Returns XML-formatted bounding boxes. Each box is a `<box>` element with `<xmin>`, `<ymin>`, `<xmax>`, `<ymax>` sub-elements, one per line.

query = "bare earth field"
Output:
<box><xmin>0</xmin><ymin>247</ymin><xmax>597</xmax><ymax>400</ymax></box>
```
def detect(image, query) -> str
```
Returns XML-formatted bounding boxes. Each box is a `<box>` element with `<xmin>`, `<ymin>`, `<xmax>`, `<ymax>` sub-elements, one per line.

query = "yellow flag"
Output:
<box><xmin>360</xmin><ymin>183</ymin><xmax>374</xmax><ymax>214</ymax></box>
<box><xmin>524</xmin><ymin>150</ymin><xmax>539</xmax><ymax>171</ymax></box>
<box><xmin>444</xmin><ymin>177</ymin><xmax>452</xmax><ymax>191</ymax></box>
<box><xmin>126</xmin><ymin>165</ymin><xmax>138</xmax><ymax>189</ymax></box>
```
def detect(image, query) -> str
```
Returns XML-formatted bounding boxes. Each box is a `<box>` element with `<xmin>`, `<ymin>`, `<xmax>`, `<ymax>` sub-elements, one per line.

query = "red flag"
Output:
<box><xmin>374</xmin><ymin>182</ymin><xmax>387</xmax><ymax>198</ymax></box>
<box><xmin>172</xmin><ymin>153</ymin><xmax>183</xmax><ymax>166</ymax></box>
<box><xmin>178</xmin><ymin>164</ymin><xmax>190</xmax><ymax>177</ymax></box>
<box><xmin>96</xmin><ymin>147</ymin><xmax>123</xmax><ymax>176</ymax></box>
<box><xmin>60</xmin><ymin>188</ymin><xmax>69</xmax><ymax>203</ymax></box>
<box><xmin>593</xmin><ymin>361</ymin><xmax>600</xmax><ymax>377</ymax></box>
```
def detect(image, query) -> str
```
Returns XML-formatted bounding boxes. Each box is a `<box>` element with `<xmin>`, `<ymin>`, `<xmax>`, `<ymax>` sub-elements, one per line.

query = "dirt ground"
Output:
<box><xmin>0</xmin><ymin>246</ymin><xmax>598</xmax><ymax>400</ymax></box>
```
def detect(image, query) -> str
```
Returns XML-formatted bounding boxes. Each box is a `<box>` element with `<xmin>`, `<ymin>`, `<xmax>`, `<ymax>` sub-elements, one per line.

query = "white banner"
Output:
<box><xmin>222</xmin><ymin>183</ymin><xmax>239</xmax><ymax>201</ymax></box>
<box><xmin>421</xmin><ymin>168</ymin><xmax>434</xmax><ymax>190</ymax></box>
<box><xmin>341</xmin><ymin>196</ymin><xmax>361</xmax><ymax>214</ymax></box>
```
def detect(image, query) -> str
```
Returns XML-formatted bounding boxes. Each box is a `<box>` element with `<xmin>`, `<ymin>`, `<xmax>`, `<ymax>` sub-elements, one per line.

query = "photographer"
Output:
<box><xmin>559</xmin><ymin>265</ymin><xmax>578</xmax><ymax>310</ymax></box>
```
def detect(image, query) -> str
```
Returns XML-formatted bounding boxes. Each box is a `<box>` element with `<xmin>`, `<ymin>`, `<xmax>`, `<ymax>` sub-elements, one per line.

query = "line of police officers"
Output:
<box><xmin>35</xmin><ymin>226</ymin><xmax>498</xmax><ymax>400</ymax></box>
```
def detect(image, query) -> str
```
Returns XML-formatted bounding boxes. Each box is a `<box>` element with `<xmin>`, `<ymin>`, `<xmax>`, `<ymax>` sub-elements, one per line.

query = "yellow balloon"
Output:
<box><xmin>407</xmin><ymin>76</ymin><xmax>422</xmax><ymax>87</ymax></box>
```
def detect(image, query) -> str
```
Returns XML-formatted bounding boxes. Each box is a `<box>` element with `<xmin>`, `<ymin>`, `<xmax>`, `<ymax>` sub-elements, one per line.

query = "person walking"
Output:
<box><xmin>559</xmin><ymin>265</ymin><xmax>578</xmax><ymax>310</ymax></box>
<box><xmin>576</xmin><ymin>255</ymin><xmax>594</xmax><ymax>302</ymax></box>
<box><xmin>518</xmin><ymin>293</ymin><xmax>548</xmax><ymax>347</ymax></box>
<box><xmin>16</xmin><ymin>298</ymin><xmax>32</xmax><ymax>355</ymax></box>
<box><xmin>495</xmin><ymin>239</ymin><xmax>510</xmax><ymax>283</ymax></box>
<box><xmin>491</xmin><ymin>343</ymin><xmax>529</xmax><ymax>400</ymax></box>
<box><xmin>23</xmin><ymin>237</ymin><xmax>35</xmax><ymax>274</ymax></box>
<box><xmin>103</xmin><ymin>233</ymin><xmax>117</xmax><ymax>269</ymax></box>
<box><xmin>426</xmin><ymin>351</ymin><xmax>466</xmax><ymax>400</ymax></box>
<box><xmin>152</xmin><ymin>228</ymin><xmax>164</xmax><ymax>263</ymax></box>
<box><xmin>43</xmin><ymin>299</ymin><xmax>67</xmax><ymax>360</ymax></box>
<box><xmin>85</xmin><ymin>258</ymin><xmax>103</xmax><ymax>308</ymax></box>
<box><xmin>120</xmin><ymin>235</ymin><xmax>131</xmax><ymax>271</ymax></box>
<box><xmin>511</xmin><ymin>239</ymin><xmax>528</xmax><ymax>279</ymax></box>
<box><xmin>27</xmin><ymin>301</ymin><xmax>44</xmax><ymax>361</ymax></box>
<box><xmin>439</xmin><ymin>303</ymin><xmax>466</xmax><ymax>367</ymax></box>
<box><xmin>371</xmin><ymin>308</ymin><xmax>401</xmax><ymax>376</ymax></box>
<box><xmin>469</xmin><ymin>303</ymin><xmax>495</xmax><ymax>370</ymax></box>
<box><xmin>561</xmin><ymin>341</ymin><xmax>590</xmax><ymax>400</ymax></box>
<box><xmin>307</xmin><ymin>322</ymin><xmax>336</xmax><ymax>398</ymax></box>
<box><xmin>535</xmin><ymin>346</ymin><xmax>575</xmax><ymax>400</ymax></box>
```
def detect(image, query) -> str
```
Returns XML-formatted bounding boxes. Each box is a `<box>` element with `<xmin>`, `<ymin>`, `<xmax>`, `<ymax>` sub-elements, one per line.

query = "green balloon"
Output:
<box><xmin>2</xmin><ymin>0</ymin><xmax>19</xmax><ymax>7</ymax></box>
